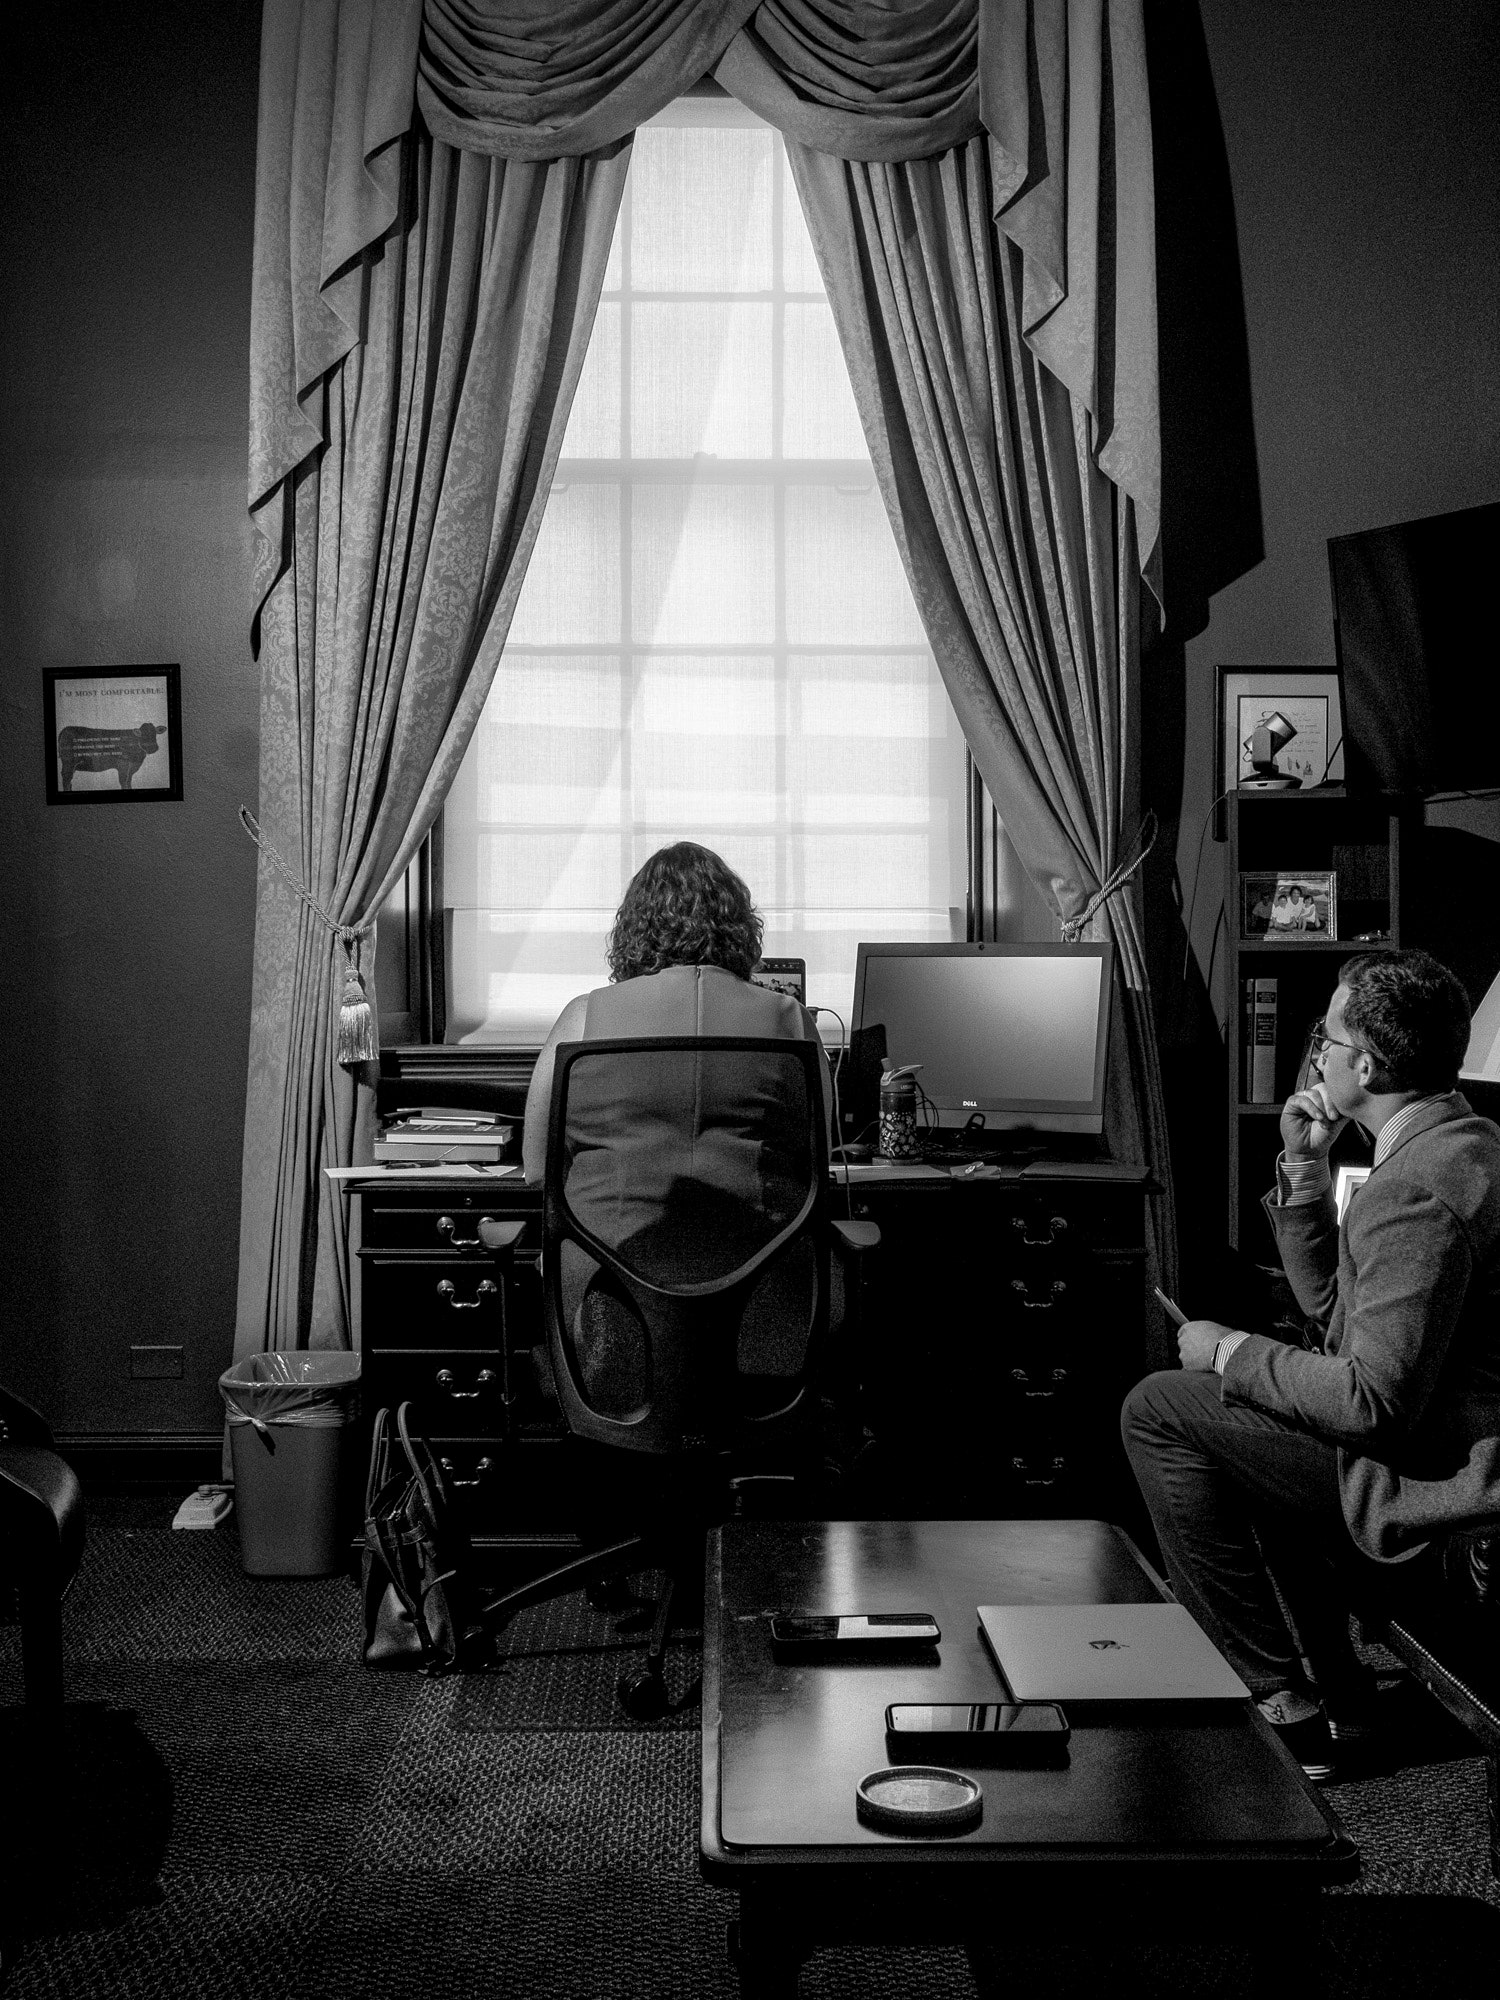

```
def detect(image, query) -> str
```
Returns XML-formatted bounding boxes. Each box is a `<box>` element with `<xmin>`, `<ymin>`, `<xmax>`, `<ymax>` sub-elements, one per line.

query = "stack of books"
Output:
<box><xmin>373</xmin><ymin>1112</ymin><xmax>515</xmax><ymax>1165</ymax></box>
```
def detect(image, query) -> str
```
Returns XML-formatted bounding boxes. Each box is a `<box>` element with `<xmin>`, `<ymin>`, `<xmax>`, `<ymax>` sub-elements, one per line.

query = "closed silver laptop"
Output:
<box><xmin>978</xmin><ymin>1602</ymin><xmax>1250</xmax><ymax>1703</ymax></box>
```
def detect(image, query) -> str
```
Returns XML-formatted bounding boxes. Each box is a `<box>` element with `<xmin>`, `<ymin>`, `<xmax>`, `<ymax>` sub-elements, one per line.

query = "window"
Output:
<box><xmin>442</xmin><ymin>98</ymin><xmax>969</xmax><ymax>1045</ymax></box>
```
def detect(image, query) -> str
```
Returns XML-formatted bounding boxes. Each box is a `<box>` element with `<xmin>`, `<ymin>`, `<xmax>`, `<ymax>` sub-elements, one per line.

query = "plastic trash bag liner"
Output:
<box><xmin>219</xmin><ymin>1352</ymin><xmax>361</xmax><ymax>1434</ymax></box>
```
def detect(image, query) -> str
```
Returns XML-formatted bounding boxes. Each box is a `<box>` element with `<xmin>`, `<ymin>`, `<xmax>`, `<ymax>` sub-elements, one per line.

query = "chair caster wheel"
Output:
<box><xmin>619</xmin><ymin>1668</ymin><xmax>668</xmax><ymax>1719</ymax></box>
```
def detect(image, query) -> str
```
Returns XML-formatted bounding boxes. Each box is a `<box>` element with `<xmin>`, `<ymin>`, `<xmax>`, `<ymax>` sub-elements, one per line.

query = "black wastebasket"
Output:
<box><xmin>219</xmin><ymin>1352</ymin><xmax>361</xmax><ymax>1576</ymax></box>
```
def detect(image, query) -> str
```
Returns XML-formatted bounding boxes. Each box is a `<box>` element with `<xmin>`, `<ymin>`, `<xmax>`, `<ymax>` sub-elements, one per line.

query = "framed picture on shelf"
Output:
<box><xmin>1214</xmin><ymin>668</ymin><xmax>1345</xmax><ymax>838</ymax></box>
<box><xmin>1241</xmin><ymin>870</ymin><xmax>1338</xmax><ymax>942</ymax></box>
<box><xmin>42</xmin><ymin>664</ymin><xmax>183</xmax><ymax>804</ymax></box>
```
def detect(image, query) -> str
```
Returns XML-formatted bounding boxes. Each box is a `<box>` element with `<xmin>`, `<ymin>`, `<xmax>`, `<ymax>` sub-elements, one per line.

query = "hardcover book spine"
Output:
<box><xmin>1241</xmin><ymin>977</ymin><xmax>1255</xmax><ymax>1102</ymax></box>
<box><xmin>1250</xmin><ymin>977</ymin><xmax>1278</xmax><ymax>1104</ymax></box>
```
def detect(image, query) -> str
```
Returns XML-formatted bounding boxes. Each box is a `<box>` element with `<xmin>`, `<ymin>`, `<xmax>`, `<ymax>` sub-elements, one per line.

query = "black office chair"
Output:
<box><xmin>478</xmin><ymin>1035</ymin><xmax>877</xmax><ymax>1717</ymax></box>
<box><xmin>0</xmin><ymin>1385</ymin><xmax>86</xmax><ymax>1706</ymax></box>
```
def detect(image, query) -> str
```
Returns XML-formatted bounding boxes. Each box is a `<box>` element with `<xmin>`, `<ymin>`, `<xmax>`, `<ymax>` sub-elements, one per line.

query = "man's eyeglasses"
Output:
<box><xmin>1307</xmin><ymin>1027</ymin><xmax>1386</xmax><ymax>1066</ymax></box>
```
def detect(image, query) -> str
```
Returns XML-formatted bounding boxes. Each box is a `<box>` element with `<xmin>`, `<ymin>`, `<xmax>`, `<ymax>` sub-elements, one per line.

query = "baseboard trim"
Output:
<box><xmin>54</xmin><ymin>1433</ymin><xmax>225</xmax><ymax>1492</ymax></box>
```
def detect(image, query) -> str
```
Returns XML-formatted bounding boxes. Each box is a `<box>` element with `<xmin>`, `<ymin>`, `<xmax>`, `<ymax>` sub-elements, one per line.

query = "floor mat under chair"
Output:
<box><xmin>458</xmin><ymin>1570</ymin><xmax>702</xmax><ymax>1732</ymax></box>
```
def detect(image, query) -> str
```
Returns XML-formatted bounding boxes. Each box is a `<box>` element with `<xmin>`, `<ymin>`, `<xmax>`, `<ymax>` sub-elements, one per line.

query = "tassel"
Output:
<box><xmin>336</xmin><ymin>935</ymin><xmax>377</xmax><ymax>1066</ymax></box>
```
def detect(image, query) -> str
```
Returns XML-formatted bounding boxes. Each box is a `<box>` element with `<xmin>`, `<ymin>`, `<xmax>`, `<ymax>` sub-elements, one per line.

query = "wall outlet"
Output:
<box><xmin>130</xmin><ymin>1345</ymin><xmax>184</xmax><ymax>1380</ymax></box>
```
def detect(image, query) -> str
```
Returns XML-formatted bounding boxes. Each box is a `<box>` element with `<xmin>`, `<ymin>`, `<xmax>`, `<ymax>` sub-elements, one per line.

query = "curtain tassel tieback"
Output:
<box><xmin>335</xmin><ymin>929</ymin><xmax>378</xmax><ymax>1066</ymax></box>
<box><xmin>1060</xmin><ymin>811</ymin><xmax>1159</xmax><ymax>945</ymax></box>
<box><xmin>240</xmin><ymin>808</ymin><xmax>376</xmax><ymax>1068</ymax></box>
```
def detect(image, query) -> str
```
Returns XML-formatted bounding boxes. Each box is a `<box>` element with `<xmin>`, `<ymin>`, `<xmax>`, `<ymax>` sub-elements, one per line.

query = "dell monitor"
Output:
<box><xmin>852</xmin><ymin>941</ymin><xmax>1113</xmax><ymax>1137</ymax></box>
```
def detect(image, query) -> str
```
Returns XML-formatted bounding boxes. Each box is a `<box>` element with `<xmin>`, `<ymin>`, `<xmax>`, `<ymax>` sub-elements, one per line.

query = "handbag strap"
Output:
<box><xmin>366</xmin><ymin>1405</ymin><xmax>393</xmax><ymax>1517</ymax></box>
<box><xmin>396</xmin><ymin>1399</ymin><xmax>455</xmax><ymax>1525</ymax></box>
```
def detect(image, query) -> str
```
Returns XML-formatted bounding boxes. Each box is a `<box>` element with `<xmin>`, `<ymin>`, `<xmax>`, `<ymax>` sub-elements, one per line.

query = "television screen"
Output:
<box><xmin>852</xmin><ymin>942</ymin><xmax>1113</xmax><ymax>1135</ymax></box>
<box><xmin>1328</xmin><ymin>499</ymin><xmax>1500</xmax><ymax>796</ymax></box>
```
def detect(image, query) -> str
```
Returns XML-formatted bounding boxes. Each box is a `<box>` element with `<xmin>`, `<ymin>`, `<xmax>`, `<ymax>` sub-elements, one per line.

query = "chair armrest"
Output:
<box><xmin>477</xmin><ymin>1218</ymin><xmax>526</xmax><ymax>1255</ymax></box>
<box><xmin>0</xmin><ymin>1385</ymin><xmax>56</xmax><ymax>1449</ymax></box>
<box><xmin>831</xmin><ymin>1219</ymin><xmax>880</xmax><ymax>1254</ymax></box>
<box><xmin>0</xmin><ymin>1446</ymin><xmax>85</xmax><ymax>1575</ymax></box>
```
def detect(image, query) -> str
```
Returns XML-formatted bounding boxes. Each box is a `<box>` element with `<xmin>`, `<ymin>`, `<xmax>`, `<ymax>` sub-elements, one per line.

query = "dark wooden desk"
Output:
<box><xmin>701</xmin><ymin>1518</ymin><xmax>1356</xmax><ymax>1996</ymax></box>
<box><xmin>347</xmin><ymin>1158</ymin><xmax>1151</xmax><ymax>1553</ymax></box>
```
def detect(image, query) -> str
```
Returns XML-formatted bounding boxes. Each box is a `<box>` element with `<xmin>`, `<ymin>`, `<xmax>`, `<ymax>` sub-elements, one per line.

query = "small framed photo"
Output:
<box><xmin>43</xmin><ymin>665</ymin><xmax>182</xmax><ymax>805</ymax></box>
<box><xmin>1241</xmin><ymin>871</ymin><xmax>1337</xmax><ymax>941</ymax></box>
<box><xmin>1214</xmin><ymin>668</ymin><xmax>1345</xmax><ymax>838</ymax></box>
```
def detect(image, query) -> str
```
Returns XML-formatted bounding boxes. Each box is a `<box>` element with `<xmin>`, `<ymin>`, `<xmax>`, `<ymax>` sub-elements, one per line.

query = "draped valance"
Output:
<box><xmin>251</xmin><ymin>0</ymin><xmax>1160</xmax><ymax>616</ymax></box>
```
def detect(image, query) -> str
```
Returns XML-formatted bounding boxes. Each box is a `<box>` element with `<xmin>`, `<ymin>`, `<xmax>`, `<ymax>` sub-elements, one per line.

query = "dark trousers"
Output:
<box><xmin>1121</xmin><ymin>1369</ymin><xmax>1376</xmax><ymax>1701</ymax></box>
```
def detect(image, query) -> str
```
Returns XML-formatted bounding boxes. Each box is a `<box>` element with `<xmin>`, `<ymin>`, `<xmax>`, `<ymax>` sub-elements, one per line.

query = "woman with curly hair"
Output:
<box><xmin>521</xmin><ymin>842</ymin><xmax>833</xmax><ymax>1416</ymax></box>
<box><xmin>522</xmin><ymin>841</ymin><xmax>829</xmax><ymax>1182</ymax></box>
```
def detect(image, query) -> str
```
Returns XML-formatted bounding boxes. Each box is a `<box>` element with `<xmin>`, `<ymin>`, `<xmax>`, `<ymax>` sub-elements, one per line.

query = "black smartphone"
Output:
<box><xmin>770</xmin><ymin>1612</ymin><xmax>940</xmax><ymax>1653</ymax></box>
<box><xmin>884</xmin><ymin>1701</ymin><xmax>1070</xmax><ymax>1762</ymax></box>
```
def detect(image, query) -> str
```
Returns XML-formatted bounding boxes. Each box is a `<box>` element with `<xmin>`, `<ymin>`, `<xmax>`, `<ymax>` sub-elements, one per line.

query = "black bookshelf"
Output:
<box><xmin>1223</xmin><ymin>788</ymin><xmax>1422</xmax><ymax>1249</ymax></box>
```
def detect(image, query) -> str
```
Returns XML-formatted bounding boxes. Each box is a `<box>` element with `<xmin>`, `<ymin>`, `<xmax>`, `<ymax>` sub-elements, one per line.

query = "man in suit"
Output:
<box><xmin>1123</xmin><ymin>949</ymin><xmax>1500</xmax><ymax>1778</ymax></box>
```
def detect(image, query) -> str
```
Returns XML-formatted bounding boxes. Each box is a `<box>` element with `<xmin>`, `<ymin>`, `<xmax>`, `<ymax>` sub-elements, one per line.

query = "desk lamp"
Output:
<box><xmin>1241</xmin><ymin>711</ymin><xmax>1301</xmax><ymax>791</ymax></box>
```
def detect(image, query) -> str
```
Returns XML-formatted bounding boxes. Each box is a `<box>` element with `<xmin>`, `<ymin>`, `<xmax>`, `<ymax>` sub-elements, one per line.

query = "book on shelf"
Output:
<box><xmin>1241</xmin><ymin>978</ymin><xmax>1254</xmax><ymax>1101</ymax></box>
<box><xmin>1249</xmin><ymin>977</ymin><xmax>1278</xmax><ymax>1104</ymax></box>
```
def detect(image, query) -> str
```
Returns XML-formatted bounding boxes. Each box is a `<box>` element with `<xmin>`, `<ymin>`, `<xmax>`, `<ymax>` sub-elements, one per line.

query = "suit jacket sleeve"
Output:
<box><xmin>1260</xmin><ymin>1180</ymin><xmax>1340</xmax><ymax>1325</ymax></box>
<box><xmin>1224</xmin><ymin>1173</ymin><xmax>1475</xmax><ymax>1452</ymax></box>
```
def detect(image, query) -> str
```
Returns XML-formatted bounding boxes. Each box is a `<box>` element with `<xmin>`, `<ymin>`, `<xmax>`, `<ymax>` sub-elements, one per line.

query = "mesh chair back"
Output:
<box><xmin>542</xmin><ymin>1037</ymin><xmax>830</xmax><ymax>1453</ymax></box>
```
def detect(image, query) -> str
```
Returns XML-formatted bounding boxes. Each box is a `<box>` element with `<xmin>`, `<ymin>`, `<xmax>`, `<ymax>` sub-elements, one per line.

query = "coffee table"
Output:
<box><xmin>700</xmin><ymin>1518</ymin><xmax>1356</xmax><ymax>1996</ymax></box>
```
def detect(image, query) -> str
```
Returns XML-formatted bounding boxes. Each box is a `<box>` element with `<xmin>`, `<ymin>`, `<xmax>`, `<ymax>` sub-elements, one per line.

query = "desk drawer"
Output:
<box><xmin>362</xmin><ymin>1259</ymin><xmax>507</xmax><ymax>1346</ymax></box>
<box><xmin>363</xmin><ymin>1348</ymin><xmax>508</xmax><ymax>1431</ymax></box>
<box><xmin>362</xmin><ymin>1199</ymin><xmax>535</xmax><ymax>1253</ymax></box>
<box><xmin>430</xmin><ymin>1436</ymin><xmax>575</xmax><ymax>1535</ymax></box>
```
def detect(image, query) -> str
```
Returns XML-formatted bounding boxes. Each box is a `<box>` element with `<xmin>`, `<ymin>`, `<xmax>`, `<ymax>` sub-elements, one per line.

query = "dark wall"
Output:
<box><xmin>0</xmin><ymin>5</ymin><xmax>262</xmax><ymax>1434</ymax></box>
<box><xmin>1149</xmin><ymin>0</ymin><xmax>1500</xmax><ymax>1282</ymax></box>
<box><xmin>1175</xmin><ymin>0</ymin><xmax>1500</xmax><ymax>991</ymax></box>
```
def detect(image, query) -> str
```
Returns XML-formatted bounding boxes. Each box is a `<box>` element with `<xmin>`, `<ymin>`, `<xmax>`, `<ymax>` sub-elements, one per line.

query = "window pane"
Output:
<box><xmin>784</xmin><ymin>485</ymin><xmax>927</xmax><ymax>645</ymax></box>
<box><xmin>631</xmin><ymin>127</ymin><xmax>773</xmax><ymax>292</ymax></box>
<box><xmin>560</xmin><ymin>302</ymin><xmax>621</xmax><ymax>457</ymax></box>
<box><xmin>782</xmin><ymin>304</ymin><xmax>866</xmax><ymax>458</ymax></box>
<box><xmin>506</xmin><ymin>484</ymin><xmax>621</xmax><ymax>645</ymax></box>
<box><xmin>631</xmin><ymin>483</ymin><xmax>776</xmax><ymax>644</ymax></box>
<box><xmin>793</xmin><ymin>653</ymin><xmax>947</xmax><ymax>739</ymax></box>
<box><xmin>445</xmin><ymin>909</ymin><xmax>610</xmax><ymax>1044</ymax></box>
<box><xmin>631</xmin><ymin>303</ymin><xmax>773</xmax><ymax>458</ymax></box>
<box><xmin>458</xmin><ymin>829</ymin><xmax>626</xmax><ymax>914</ymax></box>
<box><xmin>633</xmin><ymin>655</ymin><xmax>778</xmax><ymax>825</ymax></box>
<box><xmin>781</xmin><ymin>171</ymin><xmax>826</xmax><ymax>295</ymax></box>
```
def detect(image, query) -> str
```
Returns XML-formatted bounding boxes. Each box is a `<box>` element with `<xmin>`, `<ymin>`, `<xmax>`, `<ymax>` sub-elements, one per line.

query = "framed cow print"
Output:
<box><xmin>43</xmin><ymin>665</ymin><xmax>183</xmax><ymax>804</ymax></box>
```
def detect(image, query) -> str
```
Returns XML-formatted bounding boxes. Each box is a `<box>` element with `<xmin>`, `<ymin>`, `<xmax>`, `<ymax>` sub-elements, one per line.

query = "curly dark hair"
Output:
<box><xmin>606</xmin><ymin>842</ymin><xmax>764</xmax><ymax>984</ymax></box>
<box><xmin>1339</xmin><ymin>949</ymin><xmax>1472</xmax><ymax>1095</ymax></box>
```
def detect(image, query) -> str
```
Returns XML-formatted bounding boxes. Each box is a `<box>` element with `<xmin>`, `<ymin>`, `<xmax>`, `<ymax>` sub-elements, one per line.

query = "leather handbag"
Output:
<box><xmin>361</xmin><ymin>1403</ymin><xmax>490</xmax><ymax>1672</ymax></box>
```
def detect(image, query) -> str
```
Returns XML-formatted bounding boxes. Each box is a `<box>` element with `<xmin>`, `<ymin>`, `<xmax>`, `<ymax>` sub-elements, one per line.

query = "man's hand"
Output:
<box><xmin>1178</xmin><ymin>1319</ymin><xmax>1237</xmax><ymax>1371</ymax></box>
<box><xmin>1280</xmin><ymin>1079</ymin><xmax>1347</xmax><ymax>1162</ymax></box>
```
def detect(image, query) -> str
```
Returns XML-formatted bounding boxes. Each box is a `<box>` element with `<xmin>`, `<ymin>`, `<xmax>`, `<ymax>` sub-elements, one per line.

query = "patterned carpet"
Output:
<box><xmin>1</xmin><ymin>1498</ymin><xmax>1498</xmax><ymax>1997</ymax></box>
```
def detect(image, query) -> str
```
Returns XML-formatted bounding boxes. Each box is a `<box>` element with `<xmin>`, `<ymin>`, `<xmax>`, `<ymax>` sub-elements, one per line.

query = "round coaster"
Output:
<box><xmin>856</xmin><ymin>1765</ymin><xmax>982</xmax><ymax>1834</ymax></box>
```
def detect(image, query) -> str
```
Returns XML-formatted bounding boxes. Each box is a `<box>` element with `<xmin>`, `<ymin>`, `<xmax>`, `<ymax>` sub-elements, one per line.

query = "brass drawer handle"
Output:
<box><xmin>435</xmin><ymin>1367</ymin><xmax>499</xmax><ymax>1399</ymax></box>
<box><xmin>436</xmin><ymin>1214</ymin><xmax>498</xmax><ymax>1250</ymax></box>
<box><xmin>1010</xmin><ymin>1278</ymin><xmax>1067</xmax><ymax>1308</ymax></box>
<box><xmin>1011</xmin><ymin>1214</ymin><xmax>1068</xmax><ymax>1247</ymax></box>
<box><xmin>436</xmin><ymin>1278</ymin><xmax>497</xmax><ymax>1310</ymax></box>
<box><xmin>439</xmin><ymin>1455</ymin><xmax>494</xmax><ymax>1490</ymax></box>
